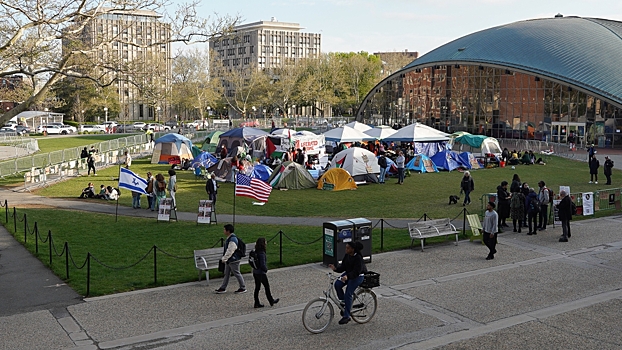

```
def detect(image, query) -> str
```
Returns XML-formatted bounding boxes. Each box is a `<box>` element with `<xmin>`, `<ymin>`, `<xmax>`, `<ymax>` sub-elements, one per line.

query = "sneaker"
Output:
<box><xmin>215</xmin><ymin>288</ymin><xmax>226</xmax><ymax>294</ymax></box>
<box><xmin>595</xmin><ymin>181</ymin><xmax>598</xmax><ymax>184</ymax></box>
<box><xmin>338</xmin><ymin>317</ymin><xmax>351</xmax><ymax>325</ymax></box>
<box><xmin>559</xmin><ymin>237</ymin><xmax>568</xmax><ymax>242</ymax></box>
<box><xmin>234</xmin><ymin>288</ymin><xmax>247</xmax><ymax>294</ymax></box>
<box><xmin>589</xmin><ymin>181</ymin><xmax>593</xmax><ymax>184</ymax></box>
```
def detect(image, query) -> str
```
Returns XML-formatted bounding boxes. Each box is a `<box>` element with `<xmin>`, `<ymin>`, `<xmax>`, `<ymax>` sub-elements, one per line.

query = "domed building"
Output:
<box><xmin>356</xmin><ymin>15</ymin><xmax>622</xmax><ymax>148</ymax></box>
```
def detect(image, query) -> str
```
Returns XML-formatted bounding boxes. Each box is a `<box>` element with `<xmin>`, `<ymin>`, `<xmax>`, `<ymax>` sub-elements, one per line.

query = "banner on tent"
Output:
<box><xmin>158</xmin><ymin>198</ymin><xmax>174</xmax><ymax>221</ymax></box>
<box><xmin>197</xmin><ymin>200</ymin><xmax>213</xmax><ymax>224</ymax></box>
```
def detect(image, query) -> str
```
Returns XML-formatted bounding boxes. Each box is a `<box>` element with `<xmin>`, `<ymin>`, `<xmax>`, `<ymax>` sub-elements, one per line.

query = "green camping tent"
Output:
<box><xmin>202</xmin><ymin>130</ymin><xmax>223</xmax><ymax>153</ymax></box>
<box><xmin>267</xmin><ymin>161</ymin><xmax>316</xmax><ymax>190</ymax></box>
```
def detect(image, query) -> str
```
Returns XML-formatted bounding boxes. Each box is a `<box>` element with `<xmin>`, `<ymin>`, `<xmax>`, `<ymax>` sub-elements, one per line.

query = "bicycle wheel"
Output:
<box><xmin>351</xmin><ymin>289</ymin><xmax>377</xmax><ymax>324</ymax></box>
<box><xmin>302</xmin><ymin>298</ymin><xmax>334</xmax><ymax>334</ymax></box>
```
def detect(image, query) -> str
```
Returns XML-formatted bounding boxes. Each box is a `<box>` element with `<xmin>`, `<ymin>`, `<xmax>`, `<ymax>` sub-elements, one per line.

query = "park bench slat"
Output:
<box><xmin>408</xmin><ymin>218</ymin><xmax>458</xmax><ymax>252</ymax></box>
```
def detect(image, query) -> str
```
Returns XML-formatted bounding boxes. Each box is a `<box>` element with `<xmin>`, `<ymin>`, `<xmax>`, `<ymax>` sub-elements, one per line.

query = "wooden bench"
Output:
<box><xmin>194</xmin><ymin>242</ymin><xmax>256</xmax><ymax>284</ymax></box>
<box><xmin>408</xmin><ymin>218</ymin><xmax>459</xmax><ymax>252</ymax></box>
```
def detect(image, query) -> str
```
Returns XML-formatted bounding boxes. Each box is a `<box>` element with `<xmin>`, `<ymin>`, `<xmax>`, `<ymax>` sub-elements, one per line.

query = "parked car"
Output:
<box><xmin>164</xmin><ymin>119</ymin><xmax>179</xmax><ymax>128</ymax></box>
<box><xmin>79</xmin><ymin>125</ymin><xmax>106</xmax><ymax>133</ymax></box>
<box><xmin>186</xmin><ymin>120</ymin><xmax>209</xmax><ymax>129</ymax></box>
<box><xmin>60</xmin><ymin>125</ymin><xmax>77</xmax><ymax>133</ymax></box>
<box><xmin>16</xmin><ymin>125</ymin><xmax>31</xmax><ymax>135</ymax></box>
<box><xmin>115</xmin><ymin>124</ymin><xmax>135</xmax><ymax>133</ymax></box>
<box><xmin>0</xmin><ymin>126</ymin><xmax>17</xmax><ymax>134</ymax></box>
<box><xmin>36</xmin><ymin>125</ymin><xmax>65</xmax><ymax>134</ymax></box>
<box><xmin>239</xmin><ymin>120</ymin><xmax>260</xmax><ymax>127</ymax></box>
<box><xmin>132</xmin><ymin>122</ymin><xmax>146</xmax><ymax>130</ymax></box>
<box><xmin>144</xmin><ymin>123</ymin><xmax>170</xmax><ymax>132</ymax></box>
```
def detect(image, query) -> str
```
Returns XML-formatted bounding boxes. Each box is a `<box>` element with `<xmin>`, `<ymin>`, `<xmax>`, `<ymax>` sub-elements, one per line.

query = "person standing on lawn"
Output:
<box><xmin>396</xmin><ymin>151</ymin><xmax>405</xmax><ymax>185</ymax></box>
<box><xmin>604</xmin><ymin>156</ymin><xmax>614</xmax><ymax>185</ymax></box>
<box><xmin>589</xmin><ymin>156</ymin><xmax>600</xmax><ymax>184</ymax></box>
<box><xmin>460</xmin><ymin>171</ymin><xmax>474</xmax><ymax>206</ymax></box>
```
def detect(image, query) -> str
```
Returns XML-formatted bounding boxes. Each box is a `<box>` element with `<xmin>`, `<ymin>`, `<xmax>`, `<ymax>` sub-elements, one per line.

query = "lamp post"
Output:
<box><xmin>252</xmin><ymin>106</ymin><xmax>256</xmax><ymax>126</ymax></box>
<box><xmin>104</xmin><ymin>107</ymin><xmax>108</xmax><ymax>124</ymax></box>
<box><xmin>292</xmin><ymin>104</ymin><xmax>296</xmax><ymax>129</ymax></box>
<box><xmin>156</xmin><ymin>106</ymin><xmax>161</xmax><ymax>123</ymax></box>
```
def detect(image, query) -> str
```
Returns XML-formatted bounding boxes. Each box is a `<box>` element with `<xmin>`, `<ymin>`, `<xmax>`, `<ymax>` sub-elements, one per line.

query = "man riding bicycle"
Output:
<box><xmin>328</xmin><ymin>241</ymin><xmax>366</xmax><ymax>325</ymax></box>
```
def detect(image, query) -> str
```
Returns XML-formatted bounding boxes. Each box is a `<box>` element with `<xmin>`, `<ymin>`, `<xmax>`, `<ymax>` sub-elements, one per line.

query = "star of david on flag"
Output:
<box><xmin>235</xmin><ymin>173</ymin><xmax>272</xmax><ymax>203</ymax></box>
<box><xmin>119</xmin><ymin>167</ymin><xmax>148</xmax><ymax>194</ymax></box>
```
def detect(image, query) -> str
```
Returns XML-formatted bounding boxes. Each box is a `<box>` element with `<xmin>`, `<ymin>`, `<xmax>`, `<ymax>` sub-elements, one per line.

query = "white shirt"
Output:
<box><xmin>482</xmin><ymin>210</ymin><xmax>498</xmax><ymax>234</ymax></box>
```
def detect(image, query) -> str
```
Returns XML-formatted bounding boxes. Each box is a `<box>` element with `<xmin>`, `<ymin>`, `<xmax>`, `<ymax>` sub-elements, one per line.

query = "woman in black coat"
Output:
<box><xmin>496</xmin><ymin>181</ymin><xmax>511</xmax><ymax>229</ymax></box>
<box><xmin>589</xmin><ymin>156</ymin><xmax>600</xmax><ymax>183</ymax></box>
<box><xmin>252</xmin><ymin>237</ymin><xmax>279</xmax><ymax>308</ymax></box>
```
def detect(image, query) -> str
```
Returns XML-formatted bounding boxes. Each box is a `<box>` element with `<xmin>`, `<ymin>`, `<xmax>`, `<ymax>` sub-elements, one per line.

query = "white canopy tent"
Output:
<box><xmin>344</xmin><ymin>121</ymin><xmax>372</xmax><ymax>132</ymax></box>
<box><xmin>323</xmin><ymin>126</ymin><xmax>375</xmax><ymax>143</ymax></box>
<box><xmin>383</xmin><ymin>123</ymin><xmax>450</xmax><ymax>142</ymax></box>
<box><xmin>364</xmin><ymin>125</ymin><xmax>397</xmax><ymax>140</ymax></box>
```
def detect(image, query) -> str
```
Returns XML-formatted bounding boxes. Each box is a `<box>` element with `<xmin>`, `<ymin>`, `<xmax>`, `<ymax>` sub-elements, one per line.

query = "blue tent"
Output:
<box><xmin>250</xmin><ymin>164</ymin><xmax>273</xmax><ymax>182</ymax></box>
<box><xmin>152</xmin><ymin>133</ymin><xmax>194</xmax><ymax>164</ymax></box>
<box><xmin>457</xmin><ymin>152</ymin><xmax>482</xmax><ymax>170</ymax></box>
<box><xmin>191</xmin><ymin>151</ymin><xmax>218</xmax><ymax>169</ymax></box>
<box><xmin>154</xmin><ymin>133</ymin><xmax>193</xmax><ymax>149</ymax></box>
<box><xmin>431</xmin><ymin>150</ymin><xmax>464</xmax><ymax>171</ymax></box>
<box><xmin>406</xmin><ymin>154</ymin><xmax>439</xmax><ymax>173</ymax></box>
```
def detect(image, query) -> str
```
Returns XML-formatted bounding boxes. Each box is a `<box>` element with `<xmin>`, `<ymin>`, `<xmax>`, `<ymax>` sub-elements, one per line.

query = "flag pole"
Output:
<box><xmin>233</xmin><ymin>170</ymin><xmax>237</xmax><ymax>226</ymax></box>
<box><xmin>115</xmin><ymin>164</ymin><xmax>121</xmax><ymax>222</ymax></box>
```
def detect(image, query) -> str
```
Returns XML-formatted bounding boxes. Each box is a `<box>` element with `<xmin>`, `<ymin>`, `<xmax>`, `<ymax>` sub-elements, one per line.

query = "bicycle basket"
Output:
<box><xmin>360</xmin><ymin>271</ymin><xmax>380</xmax><ymax>288</ymax></box>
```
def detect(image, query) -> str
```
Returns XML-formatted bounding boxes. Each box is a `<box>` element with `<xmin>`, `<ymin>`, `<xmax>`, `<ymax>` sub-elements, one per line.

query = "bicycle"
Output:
<box><xmin>302</xmin><ymin>271</ymin><xmax>379</xmax><ymax>334</ymax></box>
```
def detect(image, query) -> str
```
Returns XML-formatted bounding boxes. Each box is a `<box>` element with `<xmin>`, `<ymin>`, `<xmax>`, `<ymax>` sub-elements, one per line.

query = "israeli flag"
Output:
<box><xmin>119</xmin><ymin>167</ymin><xmax>148</xmax><ymax>194</ymax></box>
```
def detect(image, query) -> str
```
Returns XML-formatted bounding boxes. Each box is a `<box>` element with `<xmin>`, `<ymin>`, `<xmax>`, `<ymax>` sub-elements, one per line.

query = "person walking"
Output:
<box><xmin>556</xmin><ymin>190</ymin><xmax>573</xmax><ymax>242</ymax></box>
<box><xmin>206</xmin><ymin>172</ymin><xmax>219</xmax><ymax>206</ymax></box>
<box><xmin>377</xmin><ymin>152</ymin><xmax>388</xmax><ymax>184</ymax></box>
<box><xmin>589</xmin><ymin>155</ymin><xmax>600</xmax><ymax>184</ymax></box>
<box><xmin>252</xmin><ymin>237</ymin><xmax>279</xmax><ymax>308</ymax></box>
<box><xmin>395</xmin><ymin>151</ymin><xmax>405</xmax><ymax>185</ymax></box>
<box><xmin>526</xmin><ymin>188</ymin><xmax>539</xmax><ymax>235</ymax></box>
<box><xmin>167</xmin><ymin>169</ymin><xmax>177</xmax><ymax>210</ymax></box>
<box><xmin>604</xmin><ymin>156</ymin><xmax>614</xmax><ymax>185</ymax></box>
<box><xmin>123</xmin><ymin>151</ymin><xmax>132</xmax><ymax>168</ymax></box>
<box><xmin>496</xmin><ymin>181</ymin><xmax>511</xmax><ymax>230</ymax></box>
<box><xmin>482</xmin><ymin>202</ymin><xmax>499</xmax><ymax>260</ymax></box>
<box><xmin>460</xmin><ymin>171</ymin><xmax>474</xmax><ymax>206</ymax></box>
<box><xmin>537</xmin><ymin>181</ymin><xmax>550</xmax><ymax>231</ymax></box>
<box><xmin>215</xmin><ymin>224</ymin><xmax>246</xmax><ymax>294</ymax></box>
<box><xmin>510</xmin><ymin>188</ymin><xmax>525</xmax><ymax>233</ymax></box>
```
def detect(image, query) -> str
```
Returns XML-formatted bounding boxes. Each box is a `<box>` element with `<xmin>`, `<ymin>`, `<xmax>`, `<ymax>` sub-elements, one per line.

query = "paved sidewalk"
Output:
<box><xmin>3</xmin><ymin>190</ymin><xmax>622</xmax><ymax>349</ymax></box>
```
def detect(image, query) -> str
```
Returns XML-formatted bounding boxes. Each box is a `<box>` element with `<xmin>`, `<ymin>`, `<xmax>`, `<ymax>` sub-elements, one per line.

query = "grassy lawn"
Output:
<box><xmin>35</xmin><ymin>155</ymin><xmax>622</xmax><ymax>220</ymax></box>
<box><xmin>4</xmin><ymin>208</ymin><xmax>418</xmax><ymax>296</ymax></box>
<box><xmin>35</xmin><ymin>134</ymin><xmax>132</xmax><ymax>153</ymax></box>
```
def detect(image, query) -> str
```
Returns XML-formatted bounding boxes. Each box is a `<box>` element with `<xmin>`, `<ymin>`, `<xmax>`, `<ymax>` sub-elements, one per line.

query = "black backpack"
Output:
<box><xmin>248</xmin><ymin>249</ymin><xmax>259</xmax><ymax>270</ymax></box>
<box><xmin>571</xmin><ymin>201</ymin><xmax>578</xmax><ymax>215</ymax></box>
<box><xmin>378</xmin><ymin>156</ymin><xmax>387</xmax><ymax>168</ymax></box>
<box><xmin>235</xmin><ymin>237</ymin><xmax>246</xmax><ymax>258</ymax></box>
<box><xmin>529</xmin><ymin>197</ymin><xmax>540</xmax><ymax>212</ymax></box>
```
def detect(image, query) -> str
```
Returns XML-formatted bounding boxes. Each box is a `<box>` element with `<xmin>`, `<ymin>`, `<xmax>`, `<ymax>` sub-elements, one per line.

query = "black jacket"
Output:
<box><xmin>252</xmin><ymin>250</ymin><xmax>268</xmax><ymax>274</ymax></box>
<box><xmin>205</xmin><ymin>178</ymin><xmax>218</xmax><ymax>195</ymax></box>
<box><xmin>334</xmin><ymin>252</ymin><xmax>366</xmax><ymax>281</ymax></box>
<box><xmin>589</xmin><ymin>158</ymin><xmax>600</xmax><ymax>174</ymax></box>
<box><xmin>460</xmin><ymin>176</ymin><xmax>474</xmax><ymax>192</ymax></box>
<box><xmin>604</xmin><ymin>159</ymin><xmax>614</xmax><ymax>175</ymax></box>
<box><xmin>557</xmin><ymin>195</ymin><xmax>573</xmax><ymax>221</ymax></box>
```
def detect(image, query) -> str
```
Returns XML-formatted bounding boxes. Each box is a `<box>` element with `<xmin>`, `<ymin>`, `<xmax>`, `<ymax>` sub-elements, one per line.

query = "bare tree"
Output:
<box><xmin>218</xmin><ymin>62</ymin><xmax>269</xmax><ymax>119</ymax></box>
<box><xmin>0</xmin><ymin>0</ymin><xmax>240</xmax><ymax>124</ymax></box>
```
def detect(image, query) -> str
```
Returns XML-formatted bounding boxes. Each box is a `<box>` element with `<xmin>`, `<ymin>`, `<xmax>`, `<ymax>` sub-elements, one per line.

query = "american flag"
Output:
<box><xmin>235</xmin><ymin>173</ymin><xmax>272</xmax><ymax>202</ymax></box>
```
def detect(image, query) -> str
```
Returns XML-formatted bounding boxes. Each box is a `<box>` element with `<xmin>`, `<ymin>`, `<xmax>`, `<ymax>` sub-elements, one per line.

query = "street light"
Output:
<box><xmin>104</xmin><ymin>107</ymin><xmax>108</xmax><ymax>124</ymax></box>
<box><xmin>292</xmin><ymin>104</ymin><xmax>296</xmax><ymax>129</ymax></box>
<box><xmin>156</xmin><ymin>106</ymin><xmax>161</xmax><ymax>123</ymax></box>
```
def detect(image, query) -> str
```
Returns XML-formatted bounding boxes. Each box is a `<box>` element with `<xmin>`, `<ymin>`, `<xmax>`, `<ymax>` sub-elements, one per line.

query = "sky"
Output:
<box><xmin>182</xmin><ymin>0</ymin><xmax>622</xmax><ymax>56</ymax></box>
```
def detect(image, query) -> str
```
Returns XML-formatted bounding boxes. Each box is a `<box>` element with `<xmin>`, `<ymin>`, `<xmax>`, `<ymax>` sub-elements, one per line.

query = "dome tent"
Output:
<box><xmin>151</xmin><ymin>134</ymin><xmax>194</xmax><ymax>164</ymax></box>
<box><xmin>405</xmin><ymin>154</ymin><xmax>439</xmax><ymax>173</ymax></box>
<box><xmin>267</xmin><ymin>161</ymin><xmax>316</xmax><ymax>190</ymax></box>
<box><xmin>329</xmin><ymin>147</ymin><xmax>380</xmax><ymax>183</ymax></box>
<box><xmin>317</xmin><ymin>168</ymin><xmax>357</xmax><ymax>191</ymax></box>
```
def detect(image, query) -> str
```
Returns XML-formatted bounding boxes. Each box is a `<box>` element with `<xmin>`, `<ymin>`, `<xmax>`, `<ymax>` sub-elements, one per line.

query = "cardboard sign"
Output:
<box><xmin>157</xmin><ymin>198</ymin><xmax>173</xmax><ymax>221</ymax></box>
<box><xmin>582</xmin><ymin>192</ymin><xmax>594</xmax><ymax>216</ymax></box>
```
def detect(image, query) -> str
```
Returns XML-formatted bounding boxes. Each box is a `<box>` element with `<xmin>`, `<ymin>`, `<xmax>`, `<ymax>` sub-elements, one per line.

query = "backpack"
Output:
<box><xmin>248</xmin><ymin>249</ymin><xmax>259</xmax><ymax>270</ymax></box>
<box><xmin>547</xmin><ymin>187</ymin><xmax>554</xmax><ymax>201</ymax></box>
<box><xmin>529</xmin><ymin>196</ymin><xmax>540</xmax><ymax>212</ymax></box>
<box><xmin>378</xmin><ymin>156</ymin><xmax>387</xmax><ymax>168</ymax></box>
<box><xmin>235</xmin><ymin>236</ymin><xmax>246</xmax><ymax>258</ymax></box>
<box><xmin>571</xmin><ymin>201</ymin><xmax>577</xmax><ymax>215</ymax></box>
<box><xmin>157</xmin><ymin>181</ymin><xmax>166</xmax><ymax>192</ymax></box>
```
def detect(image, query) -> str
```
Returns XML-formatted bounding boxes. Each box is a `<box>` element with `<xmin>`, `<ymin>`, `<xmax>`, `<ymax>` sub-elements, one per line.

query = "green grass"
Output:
<box><xmin>35</xmin><ymin>134</ymin><xmax>130</xmax><ymax>153</ymax></box>
<box><xmin>4</xmin><ymin>208</ymin><xmax>418</xmax><ymax>296</ymax></box>
<box><xmin>36</xmin><ymin>155</ymin><xmax>622</xmax><ymax>220</ymax></box>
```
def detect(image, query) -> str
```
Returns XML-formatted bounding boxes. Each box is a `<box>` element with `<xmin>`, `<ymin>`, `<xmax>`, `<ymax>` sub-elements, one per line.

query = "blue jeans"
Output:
<box><xmin>379</xmin><ymin>167</ymin><xmax>387</xmax><ymax>183</ymax></box>
<box><xmin>397</xmin><ymin>168</ymin><xmax>405</xmax><ymax>183</ymax></box>
<box><xmin>147</xmin><ymin>195</ymin><xmax>155</xmax><ymax>211</ymax></box>
<box><xmin>334</xmin><ymin>274</ymin><xmax>364</xmax><ymax>318</ymax></box>
<box><xmin>132</xmin><ymin>194</ymin><xmax>141</xmax><ymax>208</ymax></box>
<box><xmin>463</xmin><ymin>190</ymin><xmax>471</xmax><ymax>205</ymax></box>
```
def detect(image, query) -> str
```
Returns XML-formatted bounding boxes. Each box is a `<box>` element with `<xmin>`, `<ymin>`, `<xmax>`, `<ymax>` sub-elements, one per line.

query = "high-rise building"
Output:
<box><xmin>210</xmin><ymin>18</ymin><xmax>321</xmax><ymax>72</ymax></box>
<box><xmin>68</xmin><ymin>9</ymin><xmax>172</xmax><ymax>121</ymax></box>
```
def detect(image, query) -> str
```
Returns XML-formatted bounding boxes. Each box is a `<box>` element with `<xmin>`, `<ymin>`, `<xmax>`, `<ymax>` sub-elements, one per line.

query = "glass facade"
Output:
<box><xmin>357</xmin><ymin>65</ymin><xmax>622</xmax><ymax>148</ymax></box>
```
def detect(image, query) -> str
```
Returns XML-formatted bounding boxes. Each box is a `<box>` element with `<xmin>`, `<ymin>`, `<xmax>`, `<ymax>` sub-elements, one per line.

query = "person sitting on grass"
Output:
<box><xmin>520</xmin><ymin>151</ymin><xmax>532</xmax><ymax>165</ymax></box>
<box><xmin>94</xmin><ymin>184</ymin><xmax>107</xmax><ymax>199</ymax></box>
<box><xmin>79</xmin><ymin>183</ymin><xmax>95</xmax><ymax>198</ymax></box>
<box><xmin>105</xmin><ymin>186</ymin><xmax>119</xmax><ymax>201</ymax></box>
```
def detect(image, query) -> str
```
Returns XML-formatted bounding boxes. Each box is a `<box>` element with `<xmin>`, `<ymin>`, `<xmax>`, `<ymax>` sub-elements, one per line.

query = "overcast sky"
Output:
<box><xmin>187</xmin><ymin>0</ymin><xmax>622</xmax><ymax>56</ymax></box>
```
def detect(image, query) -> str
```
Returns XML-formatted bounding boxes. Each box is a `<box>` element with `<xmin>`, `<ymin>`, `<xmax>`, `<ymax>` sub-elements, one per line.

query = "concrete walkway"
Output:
<box><xmin>2</xmin><ymin>189</ymin><xmax>622</xmax><ymax>349</ymax></box>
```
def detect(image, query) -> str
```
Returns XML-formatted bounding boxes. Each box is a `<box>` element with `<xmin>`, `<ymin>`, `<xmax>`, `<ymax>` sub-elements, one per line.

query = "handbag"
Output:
<box><xmin>218</xmin><ymin>260</ymin><xmax>225</xmax><ymax>272</ymax></box>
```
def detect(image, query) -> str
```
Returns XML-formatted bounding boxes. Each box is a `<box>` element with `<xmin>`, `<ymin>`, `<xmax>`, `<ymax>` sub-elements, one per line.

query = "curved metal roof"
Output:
<box><xmin>402</xmin><ymin>16</ymin><xmax>622</xmax><ymax>107</ymax></box>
